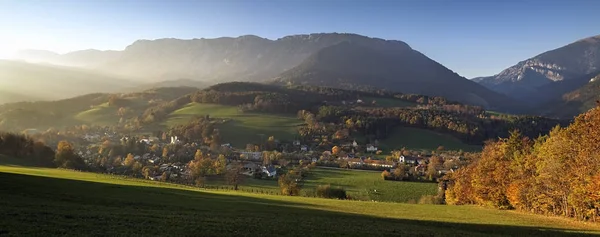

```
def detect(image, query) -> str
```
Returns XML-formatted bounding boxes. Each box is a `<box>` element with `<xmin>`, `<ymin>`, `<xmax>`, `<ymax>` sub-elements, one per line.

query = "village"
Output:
<box><xmin>63</xmin><ymin>125</ymin><xmax>464</xmax><ymax>187</ymax></box>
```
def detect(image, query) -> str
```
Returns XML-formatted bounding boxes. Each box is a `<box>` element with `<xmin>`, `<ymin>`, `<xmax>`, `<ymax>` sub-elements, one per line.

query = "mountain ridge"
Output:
<box><xmin>273</xmin><ymin>41</ymin><xmax>516</xmax><ymax>110</ymax></box>
<box><xmin>474</xmin><ymin>34</ymin><xmax>600</xmax><ymax>104</ymax></box>
<box><xmin>13</xmin><ymin>33</ymin><xmax>413</xmax><ymax>82</ymax></box>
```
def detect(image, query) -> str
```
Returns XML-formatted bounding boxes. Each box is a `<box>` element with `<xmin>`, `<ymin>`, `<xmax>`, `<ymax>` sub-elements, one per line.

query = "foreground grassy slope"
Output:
<box><xmin>1</xmin><ymin>161</ymin><xmax>599</xmax><ymax>236</ymax></box>
<box><xmin>166</xmin><ymin>103</ymin><xmax>303</xmax><ymax>147</ymax></box>
<box><xmin>381</xmin><ymin>127</ymin><xmax>482</xmax><ymax>152</ymax></box>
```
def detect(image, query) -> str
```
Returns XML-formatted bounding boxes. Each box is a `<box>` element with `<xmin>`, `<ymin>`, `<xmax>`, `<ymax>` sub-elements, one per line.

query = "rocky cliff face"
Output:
<box><xmin>474</xmin><ymin>35</ymin><xmax>600</xmax><ymax>103</ymax></box>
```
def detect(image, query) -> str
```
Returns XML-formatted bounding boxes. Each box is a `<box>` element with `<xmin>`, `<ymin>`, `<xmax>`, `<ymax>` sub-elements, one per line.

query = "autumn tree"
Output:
<box><xmin>150</xmin><ymin>144</ymin><xmax>159</xmax><ymax>153</ymax></box>
<box><xmin>394</xmin><ymin>164</ymin><xmax>407</xmax><ymax>181</ymax></box>
<box><xmin>332</xmin><ymin>146</ymin><xmax>340</xmax><ymax>155</ymax></box>
<box><xmin>278</xmin><ymin>173</ymin><xmax>300</xmax><ymax>196</ymax></box>
<box><xmin>194</xmin><ymin>149</ymin><xmax>204</xmax><ymax>160</ymax></box>
<box><xmin>426</xmin><ymin>156</ymin><xmax>443</xmax><ymax>181</ymax></box>
<box><xmin>213</xmin><ymin>154</ymin><xmax>227</xmax><ymax>175</ymax></box>
<box><xmin>132</xmin><ymin>161</ymin><xmax>143</xmax><ymax>174</ymax></box>
<box><xmin>54</xmin><ymin>141</ymin><xmax>85</xmax><ymax>169</ymax></box>
<box><xmin>162</xmin><ymin>147</ymin><xmax>169</xmax><ymax>158</ymax></box>
<box><xmin>381</xmin><ymin>170</ymin><xmax>391</xmax><ymax>180</ymax></box>
<box><xmin>160</xmin><ymin>172</ymin><xmax>169</xmax><ymax>181</ymax></box>
<box><xmin>124</xmin><ymin>153</ymin><xmax>135</xmax><ymax>167</ymax></box>
<box><xmin>226</xmin><ymin>163</ymin><xmax>245</xmax><ymax>190</ymax></box>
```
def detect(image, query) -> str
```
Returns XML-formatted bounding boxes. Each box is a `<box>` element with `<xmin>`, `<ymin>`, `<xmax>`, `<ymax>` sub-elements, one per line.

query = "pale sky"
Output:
<box><xmin>1</xmin><ymin>0</ymin><xmax>599</xmax><ymax>77</ymax></box>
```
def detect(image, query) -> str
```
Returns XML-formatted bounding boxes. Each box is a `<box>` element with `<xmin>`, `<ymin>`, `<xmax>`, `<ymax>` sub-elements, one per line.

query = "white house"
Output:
<box><xmin>170</xmin><ymin>136</ymin><xmax>181</xmax><ymax>144</ymax></box>
<box><xmin>399</xmin><ymin>155</ymin><xmax>419</xmax><ymax>164</ymax></box>
<box><xmin>352</xmin><ymin>140</ymin><xmax>358</xmax><ymax>147</ymax></box>
<box><xmin>261</xmin><ymin>166</ymin><xmax>277</xmax><ymax>177</ymax></box>
<box><xmin>293</xmin><ymin>140</ymin><xmax>301</xmax><ymax>146</ymax></box>
<box><xmin>366</xmin><ymin>144</ymin><xmax>377</xmax><ymax>152</ymax></box>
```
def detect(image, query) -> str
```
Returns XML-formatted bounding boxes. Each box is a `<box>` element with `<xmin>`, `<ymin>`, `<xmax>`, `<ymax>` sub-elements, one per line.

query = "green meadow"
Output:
<box><xmin>201</xmin><ymin>167</ymin><xmax>438</xmax><ymax>203</ymax></box>
<box><xmin>380</xmin><ymin>127</ymin><xmax>482</xmax><ymax>152</ymax></box>
<box><xmin>166</xmin><ymin>103</ymin><xmax>303</xmax><ymax>147</ymax></box>
<box><xmin>302</xmin><ymin>168</ymin><xmax>438</xmax><ymax>202</ymax></box>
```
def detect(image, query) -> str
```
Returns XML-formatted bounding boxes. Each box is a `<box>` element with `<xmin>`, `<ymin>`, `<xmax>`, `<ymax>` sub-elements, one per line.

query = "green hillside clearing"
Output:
<box><xmin>0</xmin><ymin>160</ymin><xmax>599</xmax><ymax>236</ymax></box>
<box><xmin>166</xmin><ymin>103</ymin><xmax>303</xmax><ymax>147</ymax></box>
<box><xmin>380</xmin><ymin>127</ymin><xmax>481</xmax><ymax>152</ymax></box>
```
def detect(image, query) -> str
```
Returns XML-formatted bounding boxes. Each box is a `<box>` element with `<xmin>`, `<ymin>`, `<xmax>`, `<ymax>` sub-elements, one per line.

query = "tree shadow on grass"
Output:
<box><xmin>0</xmin><ymin>172</ymin><xmax>598</xmax><ymax>237</ymax></box>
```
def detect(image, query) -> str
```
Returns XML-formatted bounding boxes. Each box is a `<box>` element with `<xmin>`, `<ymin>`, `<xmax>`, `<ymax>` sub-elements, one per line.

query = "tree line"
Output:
<box><xmin>0</xmin><ymin>132</ymin><xmax>85</xmax><ymax>169</ymax></box>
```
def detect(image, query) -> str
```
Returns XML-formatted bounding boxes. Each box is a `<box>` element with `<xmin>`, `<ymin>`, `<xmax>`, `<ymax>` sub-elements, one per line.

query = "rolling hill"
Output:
<box><xmin>121</xmin><ymin>78</ymin><xmax>211</xmax><ymax>93</ymax></box>
<box><xmin>273</xmin><ymin>42</ymin><xmax>517</xmax><ymax>110</ymax></box>
<box><xmin>166</xmin><ymin>103</ymin><xmax>303</xmax><ymax>147</ymax></box>
<box><xmin>0</xmin><ymin>87</ymin><xmax>196</xmax><ymax>131</ymax></box>
<box><xmin>0</xmin><ymin>60</ymin><xmax>138</xmax><ymax>104</ymax></box>
<box><xmin>1</xmin><ymin>159</ymin><xmax>599</xmax><ymax>236</ymax></box>
<box><xmin>474</xmin><ymin>34</ymin><xmax>600</xmax><ymax>105</ymax></box>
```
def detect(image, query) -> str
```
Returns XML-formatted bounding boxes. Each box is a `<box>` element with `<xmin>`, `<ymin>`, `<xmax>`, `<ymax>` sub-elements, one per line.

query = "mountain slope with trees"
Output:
<box><xmin>273</xmin><ymin>42</ymin><xmax>517</xmax><ymax>110</ymax></box>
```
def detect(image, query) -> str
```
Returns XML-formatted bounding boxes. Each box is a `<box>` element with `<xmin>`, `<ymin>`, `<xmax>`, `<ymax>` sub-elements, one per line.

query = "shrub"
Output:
<box><xmin>381</xmin><ymin>170</ymin><xmax>392</xmax><ymax>180</ymax></box>
<box><xmin>316</xmin><ymin>185</ymin><xmax>347</xmax><ymax>199</ymax></box>
<box><xmin>418</xmin><ymin>195</ymin><xmax>444</xmax><ymax>205</ymax></box>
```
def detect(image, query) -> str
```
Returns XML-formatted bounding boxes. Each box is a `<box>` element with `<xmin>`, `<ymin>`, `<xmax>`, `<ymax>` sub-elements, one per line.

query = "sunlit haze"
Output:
<box><xmin>0</xmin><ymin>0</ymin><xmax>598</xmax><ymax>77</ymax></box>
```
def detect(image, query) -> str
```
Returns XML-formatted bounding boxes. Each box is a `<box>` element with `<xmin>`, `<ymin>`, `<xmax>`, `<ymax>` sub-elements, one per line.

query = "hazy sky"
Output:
<box><xmin>0</xmin><ymin>0</ymin><xmax>598</xmax><ymax>78</ymax></box>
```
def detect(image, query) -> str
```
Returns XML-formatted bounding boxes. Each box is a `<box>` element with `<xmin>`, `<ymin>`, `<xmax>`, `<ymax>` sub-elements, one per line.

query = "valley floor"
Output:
<box><xmin>1</xmin><ymin>162</ymin><xmax>600</xmax><ymax>236</ymax></box>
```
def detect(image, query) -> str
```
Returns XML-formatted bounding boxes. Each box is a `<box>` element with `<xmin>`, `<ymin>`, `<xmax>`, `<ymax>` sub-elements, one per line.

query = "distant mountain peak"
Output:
<box><xmin>474</xmin><ymin>33</ymin><xmax>600</xmax><ymax>104</ymax></box>
<box><xmin>576</xmin><ymin>34</ymin><xmax>600</xmax><ymax>44</ymax></box>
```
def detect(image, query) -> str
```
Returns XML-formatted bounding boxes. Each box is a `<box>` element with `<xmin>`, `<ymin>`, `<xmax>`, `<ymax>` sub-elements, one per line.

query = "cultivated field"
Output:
<box><xmin>166</xmin><ymin>103</ymin><xmax>303</xmax><ymax>147</ymax></box>
<box><xmin>1</xmin><ymin>160</ymin><xmax>599</xmax><ymax>236</ymax></box>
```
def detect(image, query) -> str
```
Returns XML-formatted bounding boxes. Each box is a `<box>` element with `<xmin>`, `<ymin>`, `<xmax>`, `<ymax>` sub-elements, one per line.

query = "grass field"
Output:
<box><xmin>303</xmin><ymin>168</ymin><xmax>438</xmax><ymax>202</ymax></box>
<box><xmin>75</xmin><ymin>98</ymin><xmax>150</xmax><ymax>126</ymax></box>
<box><xmin>380</xmin><ymin>127</ymin><xmax>482</xmax><ymax>152</ymax></box>
<box><xmin>1</xmin><ymin>159</ymin><xmax>600</xmax><ymax>236</ymax></box>
<box><xmin>166</xmin><ymin>103</ymin><xmax>303</xmax><ymax>147</ymax></box>
<box><xmin>74</xmin><ymin>102</ymin><xmax>120</xmax><ymax>125</ymax></box>
<box><xmin>202</xmin><ymin>168</ymin><xmax>438</xmax><ymax>203</ymax></box>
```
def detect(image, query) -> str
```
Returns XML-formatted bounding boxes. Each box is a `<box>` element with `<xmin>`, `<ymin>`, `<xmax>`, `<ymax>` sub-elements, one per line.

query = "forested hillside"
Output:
<box><xmin>446</xmin><ymin>105</ymin><xmax>600</xmax><ymax>221</ymax></box>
